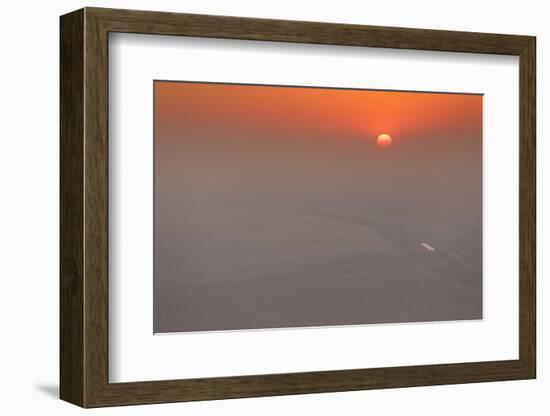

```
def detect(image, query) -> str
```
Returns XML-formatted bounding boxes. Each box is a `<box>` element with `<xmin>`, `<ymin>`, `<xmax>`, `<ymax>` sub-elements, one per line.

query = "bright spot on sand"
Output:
<box><xmin>421</xmin><ymin>243</ymin><xmax>436</xmax><ymax>252</ymax></box>
<box><xmin>377</xmin><ymin>133</ymin><xmax>392</xmax><ymax>147</ymax></box>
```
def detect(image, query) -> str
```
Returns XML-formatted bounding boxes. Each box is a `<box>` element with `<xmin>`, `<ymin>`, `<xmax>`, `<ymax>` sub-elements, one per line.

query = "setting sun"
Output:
<box><xmin>377</xmin><ymin>133</ymin><xmax>392</xmax><ymax>147</ymax></box>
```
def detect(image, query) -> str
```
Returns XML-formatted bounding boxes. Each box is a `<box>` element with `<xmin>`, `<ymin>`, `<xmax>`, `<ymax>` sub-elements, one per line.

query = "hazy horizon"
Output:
<box><xmin>153</xmin><ymin>81</ymin><xmax>482</xmax><ymax>333</ymax></box>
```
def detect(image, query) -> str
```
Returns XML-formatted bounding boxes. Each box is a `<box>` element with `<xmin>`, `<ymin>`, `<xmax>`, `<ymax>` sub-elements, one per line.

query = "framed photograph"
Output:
<box><xmin>60</xmin><ymin>7</ymin><xmax>536</xmax><ymax>408</ymax></box>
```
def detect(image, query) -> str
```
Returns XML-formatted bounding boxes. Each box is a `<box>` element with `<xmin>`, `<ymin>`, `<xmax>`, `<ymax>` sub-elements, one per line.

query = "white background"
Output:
<box><xmin>110</xmin><ymin>34</ymin><xmax>519</xmax><ymax>382</ymax></box>
<box><xmin>0</xmin><ymin>0</ymin><xmax>546</xmax><ymax>415</ymax></box>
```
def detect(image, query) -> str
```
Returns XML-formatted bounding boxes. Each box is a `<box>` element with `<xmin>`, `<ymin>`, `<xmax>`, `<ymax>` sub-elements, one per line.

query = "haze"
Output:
<box><xmin>153</xmin><ymin>81</ymin><xmax>482</xmax><ymax>333</ymax></box>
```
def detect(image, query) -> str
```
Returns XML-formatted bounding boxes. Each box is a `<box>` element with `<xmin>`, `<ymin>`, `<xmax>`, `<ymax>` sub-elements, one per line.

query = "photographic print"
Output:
<box><xmin>153</xmin><ymin>81</ymin><xmax>482</xmax><ymax>333</ymax></box>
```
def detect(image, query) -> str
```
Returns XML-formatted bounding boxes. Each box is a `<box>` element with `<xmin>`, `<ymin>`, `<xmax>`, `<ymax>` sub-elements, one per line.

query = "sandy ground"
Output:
<box><xmin>154</xmin><ymin>190</ymin><xmax>482</xmax><ymax>333</ymax></box>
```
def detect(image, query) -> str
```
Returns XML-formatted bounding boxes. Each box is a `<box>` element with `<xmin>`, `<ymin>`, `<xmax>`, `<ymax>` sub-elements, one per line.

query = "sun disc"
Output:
<box><xmin>377</xmin><ymin>133</ymin><xmax>392</xmax><ymax>147</ymax></box>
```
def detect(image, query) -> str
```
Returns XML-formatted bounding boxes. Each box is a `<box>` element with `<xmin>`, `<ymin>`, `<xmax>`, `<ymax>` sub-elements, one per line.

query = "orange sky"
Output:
<box><xmin>155</xmin><ymin>81</ymin><xmax>482</xmax><ymax>140</ymax></box>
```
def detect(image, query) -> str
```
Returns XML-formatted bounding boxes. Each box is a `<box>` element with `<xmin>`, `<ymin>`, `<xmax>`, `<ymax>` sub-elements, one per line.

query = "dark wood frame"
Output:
<box><xmin>60</xmin><ymin>7</ymin><xmax>536</xmax><ymax>408</ymax></box>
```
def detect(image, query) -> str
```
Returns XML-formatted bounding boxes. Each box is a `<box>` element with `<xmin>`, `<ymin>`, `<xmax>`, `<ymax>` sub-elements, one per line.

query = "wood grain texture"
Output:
<box><xmin>83</xmin><ymin>10</ymin><xmax>110</xmax><ymax>406</ymax></box>
<box><xmin>518</xmin><ymin>38</ymin><xmax>536</xmax><ymax>375</ymax></box>
<box><xmin>59</xmin><ymin>8</ymin><xmax>84</xmax><ymax>407</ymax></box>
<box><xmin>89</xmin><ymin>7</ymin><xmax>532</xmax><ymax>54</ymax></box>
<box><xmin>59</xmin><ymin>7</ymin><xmax>537</xmax><ymax>408</ymax></box>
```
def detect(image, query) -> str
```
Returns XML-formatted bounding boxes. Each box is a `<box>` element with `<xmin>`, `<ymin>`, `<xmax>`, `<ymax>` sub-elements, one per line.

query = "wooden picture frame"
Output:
<box><xmin>60</xmin><ymin>7</ymin><xmax>536</xmax><ymax>408</ymax></box>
